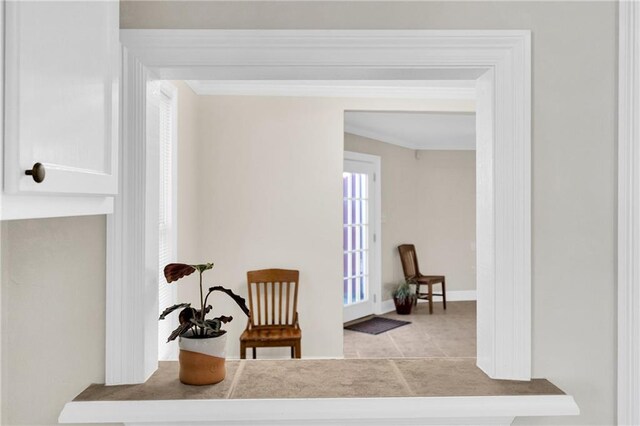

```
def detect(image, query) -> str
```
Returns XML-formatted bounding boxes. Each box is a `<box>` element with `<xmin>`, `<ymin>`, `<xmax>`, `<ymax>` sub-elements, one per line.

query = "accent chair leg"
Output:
<box><xmin>295</xmin><ymin>341</ymin><xmax>302</xmax><ymax>359</ymax></box>
<box><xmin>252</xmin><ymin>347</ymin><xmax>257</xmax><ymax>359</ymax></box>
<box><xmin>428</xmin><ymin>284</ymin><xmax>434</xmax><ymax>314</ymax></box>
<box><xmin>442</xmin><ymin>277</ymin><xmax>447</xmax><ymax>310</ymax></box>
<box><xmin>240</xmin><ymin>342</ymin><xmax>246</xmax><ymax>360</ymax></box>
<box><xmin>414</xmin><ymin>283</ymin><xmax>420</xmax><ymax>306</ymax></box>
<box><xmin>291</xmin><ymin>346</ymin><xmax>294</xmax><ymax>358</ymax></box>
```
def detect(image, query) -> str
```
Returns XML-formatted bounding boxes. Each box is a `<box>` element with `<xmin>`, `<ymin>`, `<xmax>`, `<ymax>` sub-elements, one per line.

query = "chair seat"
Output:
<box><xmin>414</xmin><ymin>275</ymin><xmax>445</xmax><ymax>284</ymax></box>
<box><xmin>240</xmin><ymin>326</ymin><xmax>301</xmax><ymax>342</ymax></box>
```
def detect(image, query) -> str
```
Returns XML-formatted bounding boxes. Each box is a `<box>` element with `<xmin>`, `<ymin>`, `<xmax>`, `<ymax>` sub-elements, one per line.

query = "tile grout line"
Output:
<box><xmin>388</xmin><ymin>359</ymin><xmax>415</xmax><ymax>396</ymax></box>
<box><xmin>225</xmin><ymin>360</ymin><xmax>246</xmax><ymax>399</ymax></box>
<box><xmin>428</xmin><ymin>332</ymin><xmax>451</xmax><ymax>358</ymax></box>
<box><xmin>387</xmin><ymin>332</ymin><xmax>406</xmax><ymax>358</ymax></box>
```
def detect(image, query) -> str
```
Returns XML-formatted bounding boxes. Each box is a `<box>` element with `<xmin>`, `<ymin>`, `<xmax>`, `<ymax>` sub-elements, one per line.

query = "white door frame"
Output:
<box><xmin>618</xmin><ymin>3</ymin><xmax>640</xmax><ymax>424</ymax></box>
<box><xmin>343</xmin><ymin>150</ymin><xmax>382</xmax><ymax>322</ymax></box>
<box><xmin>108</xmin><ymin>30</ymin><xmax>532</xmax><ymax>384</ymax></box>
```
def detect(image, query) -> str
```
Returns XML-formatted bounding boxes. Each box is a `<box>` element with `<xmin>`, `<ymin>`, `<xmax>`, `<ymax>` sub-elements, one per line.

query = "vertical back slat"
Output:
<box><xmin>292</xmin><ymin>281</ymin><xmax>299</xmax><ymax>326</ymax></box>
<box><xmin>271</xmin><ymin>282</ymin><xmax>276</xmax><ymax>325</ymax></box>
<box><xmin>285</xmin><ymin>281</ymin><xmax>290</xmax><ymax>325</ymax></box>
<box><xmin>256</xmin><ymin>281</ymin><xmax>262</xmax><ymax>326</ymax></box>
<box><xmin>278</xmin><ymin>281</ymin><xmax>283</xmax><ymax>325</ymax></box>
<box><xmin>263</xmin><ymin>282</ymin><xmax>269</xmax><ymax>325</ymax></box>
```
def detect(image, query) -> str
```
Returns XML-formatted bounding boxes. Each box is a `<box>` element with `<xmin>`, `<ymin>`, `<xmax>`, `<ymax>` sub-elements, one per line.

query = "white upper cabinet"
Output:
<box><xmin>2</xmin><ymin>1</ymin><xmax>119</xmax><ymax>218</ymax></box>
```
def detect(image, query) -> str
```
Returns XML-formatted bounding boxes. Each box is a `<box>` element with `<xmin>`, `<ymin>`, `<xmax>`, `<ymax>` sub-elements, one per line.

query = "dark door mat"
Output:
<box><xmin>344</xmin><ymin>317</ymin><xmax>411</xmax><ymax>335</ymax></box>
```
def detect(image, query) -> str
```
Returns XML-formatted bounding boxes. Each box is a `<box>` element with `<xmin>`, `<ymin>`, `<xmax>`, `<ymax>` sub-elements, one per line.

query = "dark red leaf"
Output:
<box><xmin>164</xmin><ymin>263</ymin><xmax>196</xmax><ymax>283</ymax></box>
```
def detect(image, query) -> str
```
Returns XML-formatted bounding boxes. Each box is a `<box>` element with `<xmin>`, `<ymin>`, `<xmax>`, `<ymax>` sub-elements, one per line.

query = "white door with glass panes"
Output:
<box><xmin>343</xmin><ymin>152</ymin><xmax>380</xmax><ymax>323</ymax></box>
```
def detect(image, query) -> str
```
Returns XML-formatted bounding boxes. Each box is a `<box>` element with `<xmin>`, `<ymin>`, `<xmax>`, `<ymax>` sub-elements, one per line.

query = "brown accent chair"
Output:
<box><xmin>240</xmin><ymin>269</ymin><xmax>302</xmax><ymax>359</ymax></box>
<box><xmin>397</xmin><ymin>244</ymin><xmax>446</xmax><ymax>314</ymax></box>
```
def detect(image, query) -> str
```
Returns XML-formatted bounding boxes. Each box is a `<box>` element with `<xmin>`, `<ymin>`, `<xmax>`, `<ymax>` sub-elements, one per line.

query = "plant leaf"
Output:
<box><xmin>164</xmin><ymin>263</ymin><xmax>196</xmax><ymax>283</ymax></box>
<box><xmin>167</xmin><ymin>322</ymin><xmax>192</xmax><ymax>342</ymax></box>
<box><xmin>213</xmin><ymin>315</ymin><xmax>233</xmax><ymax>324</ymax></box>
<box><xmin>204</xmin><ymin>319</ymin><xmax>222</xmax><ymax>332</ymax></box>
<box><xmin>207</xmin><ymin>286</ymin><xmax>250</xmax><ymax>316</ymax></box>
<box><xmin>192</xmin><ymin>263</ymin><xmax>214</xmax><ymax>273</ymax></box>
<box><xmin>190</xmin><ymin>317</ymin><xmax>207</xmax><ymax>328</ymax></box>
<box><xmin>205</xmin><ymin>316</ymin><xmax>233</xmax><ymax>333</ymax></box>
<box><xmin>178</xmin><ymin>307</ymin><xmax>198</xmax><ymax>324</ymax></box>
<box><xmin>159</xmin><ymin>303</ymin><xmax>191</xmax><ymax>320</ymax></box>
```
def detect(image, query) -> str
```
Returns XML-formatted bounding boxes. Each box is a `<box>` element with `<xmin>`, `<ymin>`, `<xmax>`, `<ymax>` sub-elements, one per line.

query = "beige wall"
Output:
<box><xmin>179</xmin><ymin>96</ymin><xmax>472</xmax><ymax>359</ymax></box>
<box><xmin>344</xmin><ymin>133</ymin><xmax>476</xmax><ymax>299</ymax></box>
<box><xmin>1</xmin><ymin>216</ymin><xmax>106</xmax><ymax>425</ymax></box>
<box><xmin>173</xmin><ymin>81</ymin><xmax>201</xmax><ymax>277</ymax></box>
<box><xmin>122</xmin><ymin>2</ymin><xmax>618</xmax><ymax>424</ymax></box>
<box><xmin>0</xmin><ymin>2</ymin><xmax>616</xmax><ymax>425</ymax></box>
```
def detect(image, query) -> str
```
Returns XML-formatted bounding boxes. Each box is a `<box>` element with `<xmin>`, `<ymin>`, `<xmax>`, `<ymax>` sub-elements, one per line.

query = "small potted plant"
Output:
<box><xmin>392</xmin><ymin>281</ymin><xmax>416</xmax><ymax>315</ymax></box>
<box><xmin>159</xmin><ymin>262</ymin><xmax>249</xmax><ymax>385</ymax></box>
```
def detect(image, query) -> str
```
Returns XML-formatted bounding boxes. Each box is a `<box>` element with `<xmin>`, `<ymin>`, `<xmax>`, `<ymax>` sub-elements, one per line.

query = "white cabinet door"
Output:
<box><xmin>4</xmin><ymin>1</ymin><xmax>119</xmax><ymax>195</ymax></box>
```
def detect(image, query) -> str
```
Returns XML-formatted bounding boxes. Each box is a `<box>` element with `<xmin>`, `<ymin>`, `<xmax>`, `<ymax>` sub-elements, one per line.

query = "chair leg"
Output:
<box><xmin>291</xmin><ymin>346</ymin><xmax>294</xmax><ymax>358</ymax></box>
<box><xmin>252</xmin><ymin>347</ymin><xmax>257</xmax><ymax>359</ymax></box>
<box><xmin>240</xmin><ymin>342</ymin><xmax>246</xmax><ymax>359</ymax></box>
<box><xmin>414</xmin><ymin>283</ymin><xmax>420</xmax><ymax>306</ymax></box>
<box><xmin>428</xmin><ymin>283</ymin><xmax>434</xmax><ymax>314</ymax></box>
<box><xmin>442</xmin><ymin>277</ymin><xmax>447</xmax><ymax>310</ymax></box>
<box><xmin>294</xmin><ymin>341</ymin><xmax>302</xmax><ymax>359</ymax></box>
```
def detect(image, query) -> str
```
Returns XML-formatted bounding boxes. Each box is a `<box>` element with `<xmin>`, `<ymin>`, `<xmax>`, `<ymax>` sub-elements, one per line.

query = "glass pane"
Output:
<box><xmin>351</xmin><ymin>278</ymin><xmax>357</xmax><ymax>304</ymax></box>
<box><xmin>353</xmin><ymin>251</ymin><xmax>359</xmax><ymax>277</ymax></box>
<box><xmin>363</xmin><ymin>226</ymin><xmax>368</xmax><ymax>251</ymax></box>
<box><xmin>361</xmin><ymin>276</ymin><xmax>367</xmax><ymax>301</ymax></box>
<box><xmin>361</xmin><ymin>174</ymin><xmax>368</xmax><ymax>199</ymax></box>
<box><xmin>361</xmin><ymin>200</ymin><xmax>368</xmax><ymax>224</ymax></box>
<box><xmin>361</xmin><ymin>251</ymin><xmax>368</xmax><ymax>275</ymax></box>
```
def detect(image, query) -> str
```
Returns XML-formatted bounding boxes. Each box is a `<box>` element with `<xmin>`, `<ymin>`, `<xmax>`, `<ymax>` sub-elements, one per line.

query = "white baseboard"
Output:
<box><xmin>378</xmin><ymin>290</ymin><xmax>477</xmax><ymax>315</ymax></box>
<box><xmin>447</xmin><ymin>290</ymin><xmax>477</xmax><ymax>301</ymax></box>
<box><xmin>379</xmin><ymin>299</ymin><xmax>396</xmax><ymax>314</ymax></box>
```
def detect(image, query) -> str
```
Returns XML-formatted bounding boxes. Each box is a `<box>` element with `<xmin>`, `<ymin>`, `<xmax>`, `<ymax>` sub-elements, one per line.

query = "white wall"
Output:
<box><xmin>1</xmin><ymin>216</ymin><xmax>106</xmax><ymax>425</ymax></box>
<box><xmin>121</xmin><ymin>2</ymin><xmax>619</xmax><ymax>425</ymax></box>
<box><xmin>344</xmin><ymin>133</ymin><xmax>476</xmax><ymax>299</ymax></box>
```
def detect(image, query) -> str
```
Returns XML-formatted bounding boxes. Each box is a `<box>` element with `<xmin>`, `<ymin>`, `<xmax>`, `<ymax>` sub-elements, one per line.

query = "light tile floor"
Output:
<box><xmin>343</xmin><ymin>301</ymin><xmax>476</xmax><ymax>359</ymax></box>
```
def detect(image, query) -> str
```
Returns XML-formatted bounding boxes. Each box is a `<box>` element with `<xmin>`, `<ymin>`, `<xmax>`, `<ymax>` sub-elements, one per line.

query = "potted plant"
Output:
<box><xmin>159</xmin><ymin>262</ymin><xmax>249</xmax><ymax>385</ymax></box>
<box><xmin>392</xmin><ymin>281</ymin><xmax>416</xmax><ymax>315</ymax></box>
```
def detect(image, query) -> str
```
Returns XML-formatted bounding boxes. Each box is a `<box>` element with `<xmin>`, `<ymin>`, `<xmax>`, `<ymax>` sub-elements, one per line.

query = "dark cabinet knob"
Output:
<box><xmin>25</xmin><ymin>162</ymin><xmax>45</xmax><ymax>183</ymax></box>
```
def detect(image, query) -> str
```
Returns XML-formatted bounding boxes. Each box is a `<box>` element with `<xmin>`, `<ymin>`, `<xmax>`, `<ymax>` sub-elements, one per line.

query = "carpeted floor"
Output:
<box><xmin>343</xmin><ymin>300</ymin><xmax>476</xmax><ymax>359</ymax></box>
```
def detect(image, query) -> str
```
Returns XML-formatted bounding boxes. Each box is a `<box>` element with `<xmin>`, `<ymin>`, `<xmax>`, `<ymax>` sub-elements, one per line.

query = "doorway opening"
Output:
<box><xmin>342</xmin><ymin>110</ymin><xmax>477</xmax><ymax>359</ymax></box>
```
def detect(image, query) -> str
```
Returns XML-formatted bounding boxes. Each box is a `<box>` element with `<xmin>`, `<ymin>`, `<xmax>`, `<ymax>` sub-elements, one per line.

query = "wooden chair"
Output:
<box><xmin>397</xmin><ymin>244</ymin><xmax>446</xmax><ymax>314</ymax></box>
<box><xmin>240</xmin><ymin>269</ymin><xmax>302</xmax><ymax>359</ymax></box>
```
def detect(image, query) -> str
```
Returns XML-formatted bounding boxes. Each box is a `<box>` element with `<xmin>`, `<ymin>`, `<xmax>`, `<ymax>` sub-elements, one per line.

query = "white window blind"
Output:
<box><xmin>149</xmin><ymin>82</ymin><xmax>178</xmax><ymax>361</ymax></box>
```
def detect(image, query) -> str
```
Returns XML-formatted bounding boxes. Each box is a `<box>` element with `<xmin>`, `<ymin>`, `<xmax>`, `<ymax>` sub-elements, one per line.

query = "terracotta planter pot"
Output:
<box><xmin>394</xmin><ymin>297</ymin><xmax>414</xmax><ymax>315</ymax></box>
<box><xmin>178</xmin><ymin>333</ymin><xmax>227</xmax><ymax>385</ymax></box>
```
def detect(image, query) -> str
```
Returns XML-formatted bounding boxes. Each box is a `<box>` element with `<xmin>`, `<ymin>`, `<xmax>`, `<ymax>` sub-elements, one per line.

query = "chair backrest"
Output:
<box><xmin>398</xmin><ymin>244</ymin><xmax>420</xmax><ymax>281</ymax></box>
<box><xmin>247</xmin><ymin>269</ymin><xmax>299</xmax><ymax>327</ymax></box>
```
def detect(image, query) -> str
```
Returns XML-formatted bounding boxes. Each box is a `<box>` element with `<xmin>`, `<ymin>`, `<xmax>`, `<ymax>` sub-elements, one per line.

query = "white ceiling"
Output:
<box><xmin>344</xmin><ymin>111</ymin><xmax>476</xmax><ymax>151</ymax></box>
